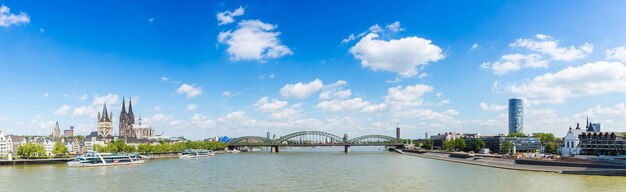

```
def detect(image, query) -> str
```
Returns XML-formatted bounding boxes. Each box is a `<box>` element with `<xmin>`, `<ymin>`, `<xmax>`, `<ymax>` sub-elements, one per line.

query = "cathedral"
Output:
<box><xmin>119</xmin><ymin>97</ymin><xmax>155</xmax><ymax>139</ymax></box>
<box><xmin>119</xmin><ymin>97</ymin><xmax>135</xmax><ymax>137</ymax></box>
<box><xmin>97</xmin><ymin>103</ymin><xmax>114</xmax><ymax>137</ymax></box>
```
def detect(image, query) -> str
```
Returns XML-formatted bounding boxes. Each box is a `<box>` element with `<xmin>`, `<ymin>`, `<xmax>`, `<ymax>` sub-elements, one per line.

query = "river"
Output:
<box><xmin>1</xmin><ymin>147</ymin><xmax>626</xmax><ymax>191</ymax></box>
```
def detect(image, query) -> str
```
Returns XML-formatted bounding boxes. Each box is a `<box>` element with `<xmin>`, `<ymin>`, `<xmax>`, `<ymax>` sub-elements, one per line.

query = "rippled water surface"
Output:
<box><xmin>2</xmin><ymin>147</ymin><xmax>626</xmax><ymax>191</ymax></box>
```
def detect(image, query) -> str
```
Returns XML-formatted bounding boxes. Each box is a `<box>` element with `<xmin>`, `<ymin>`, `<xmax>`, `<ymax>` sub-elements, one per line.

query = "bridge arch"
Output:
<box><xmin>347</xmin><ymin>135</ymin><xmax>399</xmax><ymax>144</ymax></box>
<box><xmin>276</xmin><ymin>131</ymin><xmax>344</xmax><ymax>144</ymax></box>
<box><xmin>227</xmin><ymin>136</ymin><xmax>273</xmax><ymax>145</ymax></box>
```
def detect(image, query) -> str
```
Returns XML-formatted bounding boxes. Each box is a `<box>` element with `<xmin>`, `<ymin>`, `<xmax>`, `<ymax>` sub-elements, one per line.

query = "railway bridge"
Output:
<box><xmin>226</xmin><ymin>130</ymin><xmax>404</xmax><ymax>153</ymax></box>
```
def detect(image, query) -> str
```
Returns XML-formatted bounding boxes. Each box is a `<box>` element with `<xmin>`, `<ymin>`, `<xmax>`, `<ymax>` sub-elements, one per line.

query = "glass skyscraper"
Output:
<box><xmin>508</xmin><ymin>98</ymin><xmax>523</xmax><ymax>134</ymax></box>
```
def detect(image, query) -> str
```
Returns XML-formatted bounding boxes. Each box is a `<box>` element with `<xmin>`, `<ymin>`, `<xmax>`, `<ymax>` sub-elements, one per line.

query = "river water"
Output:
<box><xmin>1</xmin><ymin>147</ymin><xmax>626</xmax><ymax>191</ymax></box>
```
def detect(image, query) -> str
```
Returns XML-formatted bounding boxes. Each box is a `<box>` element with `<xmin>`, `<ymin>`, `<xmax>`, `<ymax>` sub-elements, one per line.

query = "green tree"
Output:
<box><xmin>137</xmin><ymin>143</ymin><xmax>153</xmax><ymax>154</ymax></box>
<box><xmin>472</xmin><ymin>138</ymin><xmax>485</xmax><ymax>152</ymax></box>
<box><xmin>52</xmin><ymin>141</ymin><xmax>69</xmax><ymax>157</ymax></box>
<box><xmin>443</xmin><ymin>140</ymin><xmax>455</xmax><ymax>151</ymax></box>
<box><xmin>76</xmin><ymin>135</ymin><xmax>85</xmax><ymax>142</ymax></box>
<box><xmin>507</xmin><ymin>132</ymin><xmax>526</xmax><ymax>137</ymax></box>
<box><xmin>454</xmin><ymin>138</ymin><xmax>467</xmax><ymax>151</ymax></box>
<box><xmin>422</xmin><ymin>139</ymin><xmax>433</xmax><ymax>150</ymax></box>
<box><xmin>532</xmin><ymin>133</ymin><xmax>557</xmax><ymax>144</ymax></box>
<box><xmin>501</xmin><ymin>141</ymin><xmax>513</xmax><ymax>154</ymax></box>
<box><xmin>171</xmin><ymin>142</ymin><xmax>187</xmax><ymax>152</ymax></box>
<box><xmin>17</xmin><ymin>143</ymin><xmax>47</xmax><ymax>158</ymax></box>
<box><xmin>544</xmin><ymin>142</ymin><xmax>559</xmax><ymax>154</ymax></box>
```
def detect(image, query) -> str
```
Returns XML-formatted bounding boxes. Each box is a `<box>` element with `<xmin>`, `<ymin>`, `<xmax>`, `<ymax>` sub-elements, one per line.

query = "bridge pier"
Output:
<box><xmin>344</xmin><ymin>145</ymin><xmax>350</xmax><ymax>153</ymax></box>
<box><xmin>271</xmin><ymin>146</ymin><xmax>279</xmax><ymax>153</ymax></box>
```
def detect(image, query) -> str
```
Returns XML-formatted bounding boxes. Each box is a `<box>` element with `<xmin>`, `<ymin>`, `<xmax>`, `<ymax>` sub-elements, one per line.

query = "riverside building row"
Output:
<box><xmin>429</xmin><ymin>132</ymin><xmax>542</xmax><ymax>153</ymax></box>
<box><xmin>561</xmin><ymin>118</ymin><xmax>626</xmax><ymax>156</ymax></box>
<box><xmin>0</xmin><ymin>101</ymin><xmax>186</xmax><ymax>159</ymax></box>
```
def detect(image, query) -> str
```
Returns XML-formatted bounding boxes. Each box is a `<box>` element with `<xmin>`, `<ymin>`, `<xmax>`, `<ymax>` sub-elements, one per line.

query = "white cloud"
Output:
<box><xmin>437</xmin><ymin>99</ymin><xmax>450</xmax><ymax>105</ymax></box>
<box><xmin>40</xmin><ymin>92</ymin><xmax>49</xmax><ymax>98</ymax></box>
<box><xmin>580</xmin><ymin>103</ymin><xmax>626</xmax><ymax>118</ymax></box>
<box><xmin>186</xmin><ymin>104</ymin><xmax>198</xmax><ymax>112</ymax></box>
<box><xmin>606</xmin><ymin>46</ymin><xmax>626</xmax><ymax>63</ymax></box>
<box><xmin>471</xmin><ymin>43</ymin><xmax>479</xmax><ymax>50</ymax></box>
<box><xmin>153</xmin><ymin>106</ymin><xmax>161</xmax><ymax>113</ymax></box>
<box><xmin>385</xmin><ymin>84</ymin><xmax>433</xmax><ymax>108</ymax></box>
<box><xmin>350</xmin><ymin>33</ymin><xmax>444</xmax><ymax>77</ymax></box>
<box><xmin>160</xmin><ymin>76</ymin><xmax>169</xmax><ymax>81</ymax></box>
<box><xmin>482</xmin><ymin>34</ymin><xmax>593</xmax><ymax>75</ymax></box>
<box><xmin>254</xmin><ymin>97</ymin><xmax>288</xmax><ymax>112</ymax></box>
<box><xmin>222</xmin><ymin>91</ymin><xmax>232</xmax><ymax>97</ymax></box>
<box><xmin>341</xmin><ymin>33</ymin><xmax>358</xmax><ymax>44</ymax></box>
<box><xmin>145</xmin><ymin>113</ymin><xmax>174</xmax><ymax>125</ymax></box>
<box><xmin>508</xmin><ymin>61</ymin><xmax>626</xmax><ymax>104</ymax></box>
<box><xmin>393</xmin><ymin>109</ymin><xmax>459</xmax><ymax>121</ymax></box>
<box><xmin>92</xmin><ymin>94</ymin><xmax>120</xmax><ymax>106</ymax></box>
<box><xmin>216</xmin><ymin>6</ymin><xmax>245</xmax><ymax>25</ymax></box>
<box><xmin>479</xmin><ymin>102</ymin><xmax>507</xmax><ymax>112</ymax></box>
<box><xmin>72</xmin><ymin>106</ymin><xmax>98</xmax><ymax>118</ymax></box>
<box><xmin>510</xmin><ymin>34</ymin><xmax>593</xmax><ymax>61</ymax></box>
<box><xmin>361</xmin><ymin>103</ymin><xmax>387</xmax><ymax>114</ymax></box>
<box><xmin>269</xmin><ymin>104</ymin><xmax>302</xmax><ymax>119</ymax></box>
<box><xmin>481</xmin><ymin>53</ymin><xmax>548</xmax><ymax>75</ymax></box>
<box><xmin>218</xmin><ymin>19</ymin><xmax>292</xmax><ymax>62</ymax></box>
<box><xmin>317</xmin><ymin>97</ymin><xmax>371</xmax><ymax>112</ymax></box>
<box><xmin>176</xmin><ymin>84</ymin><xmax>203</xmax><ymax>99</ymax></box>
<box><xmin>385</xmin><ymin>21</ymin><xmax>404</xmax><ymax>32</ymax></box>
<box><xmin>54</xmin><ymin>105</ymin><xmax>71</xmax><ymax>115</ymax></box>
<box><xmin>189</xmin><ymin>113</ymin><xmax>216</xmax><ymax>129</ymax></box>
<box><xmin>148</xmin><ymin>18</ymin><xmax>155</xmax><ymax>23</ymax></box>
<box><xmin>319</xmin><ymin>80</ymin><xmax>351</xmax><ymax>100</ymax></box>
<box><xmin>280</xmin><ymin>79</ymin><xmax>323</xmax><ymax>99</ymax></box>
<box><xmin>0</xmin><ymin>5</ymin><xmax>30</xmax><ymax>27</ymax></box>
<box><xmin>30</xmin><ymin>116</ymin><xmax>56</xmax><ymax>130</ymax></box>
<box><xmin>77</xmin><ymin>94</ymin><xmax>88</xmax><ymax>100</ymax></box>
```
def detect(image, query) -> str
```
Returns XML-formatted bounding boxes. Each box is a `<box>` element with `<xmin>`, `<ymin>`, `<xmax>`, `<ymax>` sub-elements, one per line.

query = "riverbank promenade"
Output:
<box><xmin>402</xmin><ymin>151</ymin><xmax>626</xmax><ymax>176</ymax></box>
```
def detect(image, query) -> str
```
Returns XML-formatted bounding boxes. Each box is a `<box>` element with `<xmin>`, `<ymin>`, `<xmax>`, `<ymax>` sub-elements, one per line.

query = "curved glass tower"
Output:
<box><xmin>508</xmin><ymin>98</ymin><xmax>524</xmax><ymax>134</ymax></box>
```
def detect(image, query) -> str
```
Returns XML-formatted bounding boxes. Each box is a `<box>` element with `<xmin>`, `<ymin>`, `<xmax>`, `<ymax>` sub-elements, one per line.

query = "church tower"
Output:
<box><xmin>52</xmin><ymin>121</ymin><xmax>61</xmax><ymax>138</ymax></box>
<box><xmin>97</xmin><ymin>103</ymin><xmax>113</xmax><ymax>137</ymax></box>
<box><xmin>119</xmin><ymin>97</ymin><xmax>136</xmax><ymax>137</ymax></box>
<box><xmin>119</xmin><ymin>97</ymin><xmax>129</xmax><ymax>137</ymax></box>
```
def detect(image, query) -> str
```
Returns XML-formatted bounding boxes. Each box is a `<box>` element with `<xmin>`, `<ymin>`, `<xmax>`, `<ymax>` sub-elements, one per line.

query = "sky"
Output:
<box><xmin>2</xmin><ymin>0</ymin><xmax>626</xmax><ymax>140</ymax></box>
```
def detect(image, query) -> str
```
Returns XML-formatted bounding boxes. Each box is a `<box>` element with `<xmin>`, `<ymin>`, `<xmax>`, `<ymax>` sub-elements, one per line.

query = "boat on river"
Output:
<box><xmin>179</xmin><ymin>149</ymin><xmax>215</xmax><ymax>159</ymax></box>
<box><xmin>67</xmin><ymin>151</ymin><xmax>144</xmax><ymax>167</ymax></box>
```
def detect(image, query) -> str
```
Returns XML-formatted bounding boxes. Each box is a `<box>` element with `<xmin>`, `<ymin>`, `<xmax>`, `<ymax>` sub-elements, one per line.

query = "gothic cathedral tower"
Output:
<box><xmin>119</xmin><ymin>97</ymin><xmax>136</xmax><ymax>137</ymax></box>
<box><xmin>97</xmin><ymin>103</ymin><xmax>113</xmax><ymax>137</ymax></box>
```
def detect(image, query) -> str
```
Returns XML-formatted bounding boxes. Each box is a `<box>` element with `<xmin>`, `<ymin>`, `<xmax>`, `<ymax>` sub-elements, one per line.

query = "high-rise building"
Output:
<box><xmin>508</xmin><ymin>98</ymin><xmax>523</xmax><ymax>134</ymax></box>
<box><xmin>64</xmin><ymin>126</ymin><xmax>74</xmax><ymax>137</ymax></box>
<box><xmin>396</xmin><ymin>122</ymin><xmax>401</xmax><ymax>140</ymax></box>
<box><xmin>97</xmin><ymin>103</ymin><xmax>113</xmax><ymax>137</ymax></box>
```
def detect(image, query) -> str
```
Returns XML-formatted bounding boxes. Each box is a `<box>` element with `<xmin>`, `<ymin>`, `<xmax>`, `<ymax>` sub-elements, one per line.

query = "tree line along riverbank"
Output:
<box><xmin>4</xmin><ymin>139</ymin><xmax>228</xmax><ymax>161</ymax></box>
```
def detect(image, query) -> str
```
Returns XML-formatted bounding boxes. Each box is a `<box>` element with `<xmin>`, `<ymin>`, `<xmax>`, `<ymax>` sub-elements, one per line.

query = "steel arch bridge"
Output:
<box><xmin>227</xmin><ymin>136</ymin><xmax>273</xmax><ymax>145</ymax></box>
<box><xmin>276</xmin><ymin>131</ymin><xmax>344</xmax><ymax>144</ymax></box>
<box><xmin>347</xmin><ymin>135</ymin><xmax>399</xmax><ymax>144</ymax></box>
<box><xmin>226</xmin><ymin>130</ymin><xmax>404</xmax><ymax>153</ymax></box>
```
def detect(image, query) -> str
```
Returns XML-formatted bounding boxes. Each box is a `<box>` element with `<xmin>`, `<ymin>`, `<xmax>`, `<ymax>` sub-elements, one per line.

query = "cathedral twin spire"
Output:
<box><xmin>119</xmin><ymin>97</ymin><xmax>135</xmax><ymax>137</ymax></box>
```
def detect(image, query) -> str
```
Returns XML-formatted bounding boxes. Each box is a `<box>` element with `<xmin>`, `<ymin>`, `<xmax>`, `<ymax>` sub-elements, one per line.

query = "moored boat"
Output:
<box><xmin>179</xmin><ymin>149</ymin><xmax>215</xmax><ymax>159</ymax></box>
<box><xmin>67</xmin><ymin>151</ymin><xmax>144</xmax><ymax>167</ymax></box>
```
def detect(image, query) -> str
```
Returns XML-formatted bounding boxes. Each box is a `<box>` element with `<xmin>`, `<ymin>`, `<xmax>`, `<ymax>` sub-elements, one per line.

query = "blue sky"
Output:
<box><xmin>2</xmin><ymin>1</ymin><xmax>626</xmax><ymax>140</ymax></box>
